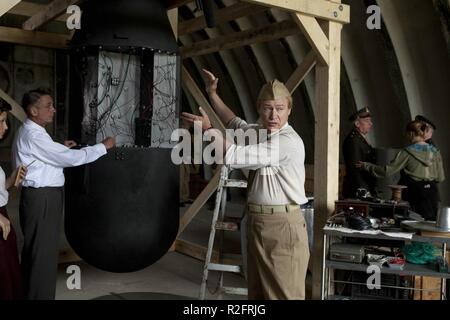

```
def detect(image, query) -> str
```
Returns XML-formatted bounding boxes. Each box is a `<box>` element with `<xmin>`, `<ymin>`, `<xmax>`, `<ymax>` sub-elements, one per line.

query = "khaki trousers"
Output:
<box><xmin>247</xmin><ymin>208</ymin><xmax>309</xmax><ymax>300</ymax></box>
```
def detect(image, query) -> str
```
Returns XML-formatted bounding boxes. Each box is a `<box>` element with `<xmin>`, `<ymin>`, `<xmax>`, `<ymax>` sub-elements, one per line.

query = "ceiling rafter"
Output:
<box><xmin>179</xmin><ymin>1</ymin><xmax>266</xmax><ymax>36</ymax></box>
<box><xmin>22</xmin><ymin>0</ymin><xmax>81</xmax><ymax>31</ymax></box>
<box><xmin>180</xmin><ymin>20</ymin><xmax>300</xmax><ymax>58</ymax></box>
<box><xmin>0</xmin><ymin>0</ymin><xmax>21</xmax><ymax>18</ymax></box>
<box><xmin>242</xmin><ymin>0</ymin><xmax>350</xmax><ymax>24</ymax></box>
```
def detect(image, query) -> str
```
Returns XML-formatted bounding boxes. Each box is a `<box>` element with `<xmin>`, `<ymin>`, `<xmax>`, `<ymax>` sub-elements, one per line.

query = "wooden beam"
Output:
<box><xmin>178</xmin><ymin>2</ymin><xmax>266</xmax><ymax>36</ymax></box>
<box><xmin>181</xmin><ymin>65</ymin><xmax>225</xmax><ymax>133</ymax></box>
<box><xmin>8</xmin><ymin>1</ymin><xmax>68</xmax><ymax>22</ymax></box>
<box><xmin>242</xmin><ymin>0</ymin><xmax>350</xmax><ymax>24</ymax></box>
<box><xmin>175</xmin><ymin>239</ymin><xmax>241</xmax><ymax>265</ymax></box>
<box><xmin>0</xmin><ymin>88</ymin><xmax>26</xmax><ymax>123</ymax></box>
<box><xmin>180</xmin><ymin>20</ymin><xmax>300</xmax><ymax>59</ymax></box>
<box><xmin>0</xmin><ymin>26</ymin><xmax>69</xmax><ymax>49</ymax></box>
<box><xmin>22</xmin><ymin>0</ymin><xmax>80</xmax><ymax>31</ymax></box>
<box><xmin>175</xmin><ymin>239</ymin><xmax>219</xmax><ymax>262</ymax></box>
<box><xmin>311</xmin><ymin>17</ymin><xmax>342</xmax><ymax>300</ymax></box>
<box><xmin>0</xmin><ymin>0</ymin><xmax>21</xmax><ymax>18</ymax></box>
<box><xmin>285</xmin><ymin>50</ymin><xmax>317</xmax><ymax>94</ymax></box>
<box><xmin>293</xmin><ymin>13</ymin><xmax>329</xmax><ymax>66</ymax></box>
<box><xmin>177</xmin><ymin>169</ymin><xmax>221</xmax><ymax>236</ymax></box>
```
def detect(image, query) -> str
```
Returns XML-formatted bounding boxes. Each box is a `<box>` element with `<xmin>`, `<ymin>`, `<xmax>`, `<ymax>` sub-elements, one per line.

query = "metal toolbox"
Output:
<box><xmin>329</xmin><ymin>243</ymin><xmax>365</xmax><ymax>263</ymax></box>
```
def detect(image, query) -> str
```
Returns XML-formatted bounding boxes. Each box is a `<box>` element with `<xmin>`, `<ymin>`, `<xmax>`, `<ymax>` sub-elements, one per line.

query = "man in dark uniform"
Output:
<box><xmin>415</xmin><ymin>115</ymin><xmax>436</xmax><ymax>146</ymax></box>
<box><xmin>342</xmin><ymin>107</ymin><xmax>376</xmax><ymax>199</ymax></box>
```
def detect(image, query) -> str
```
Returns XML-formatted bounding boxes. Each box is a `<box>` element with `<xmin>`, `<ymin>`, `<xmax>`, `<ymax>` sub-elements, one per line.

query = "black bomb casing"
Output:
<box><xmin>65</xmin><ymin>147</ymin><xmax>179</xmax><ymax>272</ymax></box>
<box><xmin>66</xmin><ymin>0</ymin><xmax>180</xmax><ymax>272</ymax></box>
<box><xmin>70</xmin><ymin>0</ymin><xmax>178</xmax><ymax>52</ymax></box>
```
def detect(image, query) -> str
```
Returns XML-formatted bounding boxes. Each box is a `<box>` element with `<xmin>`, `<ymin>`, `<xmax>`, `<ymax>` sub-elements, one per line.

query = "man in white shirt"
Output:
<box><xmin>12</xmin><ymin>88</ymin><xmax>115</xmax><ymax>300</ymax></box>
<box><xmin>181</xmin><ymin>70</ymin><xmax>309</xmax><ymax>300</ymax></box>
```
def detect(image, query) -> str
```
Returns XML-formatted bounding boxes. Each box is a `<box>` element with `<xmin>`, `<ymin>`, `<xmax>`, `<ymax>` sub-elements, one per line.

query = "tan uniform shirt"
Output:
<box><xmin>224</xmin><ymin>117</ymin><xmax>307</xmax><ymax>206</ymax></box>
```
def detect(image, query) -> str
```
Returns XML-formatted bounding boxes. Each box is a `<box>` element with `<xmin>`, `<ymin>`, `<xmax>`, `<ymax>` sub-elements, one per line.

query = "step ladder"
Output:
<box><xmin>199</xmin><ymin>165</ymin><xmax>248</xmax><ymax>300</ymax></box>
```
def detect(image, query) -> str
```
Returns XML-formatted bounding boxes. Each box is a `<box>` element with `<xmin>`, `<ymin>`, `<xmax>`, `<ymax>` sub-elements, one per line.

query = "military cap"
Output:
<box><xmin>349</xmin><ymin>107</ymin><xmax>371</xmax><ymax>121</ymax></box>
<box><xmin>0</xmin><ymin>99</ymin><xmax>12</xmax><ymax>112</ymax></box>
<box><xmin>257</xmin><ymin>79</ymin><xmax>291</xmax><ymax>101</ymax></box>
<box><xmin>415</xmin><ymin>115</ymin><xmax>436</xmax><ymax>130</ymax></box>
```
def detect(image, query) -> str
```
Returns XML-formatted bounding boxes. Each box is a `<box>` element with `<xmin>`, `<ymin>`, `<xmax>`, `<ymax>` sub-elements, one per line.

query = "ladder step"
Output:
<box><xmin>222</xmin><ymin>286</ymin><xmax>248</xmax><ymax>296</ymax></box>
<box><xmin>223</xmin><ymin>179</ymin><xmax>247</xmax><ymax>188</ymax></box>
<box><xmin>208</xmin><ymin>263</ymin><xmax>241</xmax><ymax>273</ymax></box>
<box><xmin>215</xmin><ymin>221</ymin><xmax>239</xmax><ymax>231</ymax></box>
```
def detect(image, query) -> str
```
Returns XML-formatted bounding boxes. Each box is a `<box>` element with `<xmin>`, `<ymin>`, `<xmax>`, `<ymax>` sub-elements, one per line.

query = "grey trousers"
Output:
<box><xmin>20</xmin><ymin>186</ymin><xmax>63</xmax><ymax>300</ymax></box>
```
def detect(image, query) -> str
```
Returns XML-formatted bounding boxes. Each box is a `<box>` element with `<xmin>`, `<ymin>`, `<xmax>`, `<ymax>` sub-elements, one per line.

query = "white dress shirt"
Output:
<box><xmin>224</xmin><ymin>117</ymin><xmax>307</xmax><ymax>206</ymax></box>
<box><xmin>0</xmin><ymin>167</ymin><xmax>8</xmax><ymax>207</ymax></box>
<box><xmin>12</xmin><ymin>119</ymin><xmax>107</xmax><ymax>188</ymax></box>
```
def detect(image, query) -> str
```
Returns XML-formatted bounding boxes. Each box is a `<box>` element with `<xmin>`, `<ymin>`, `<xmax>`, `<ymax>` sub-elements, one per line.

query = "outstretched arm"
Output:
<box><xmin>360</xmin><ymin>150</ymin><xmax>409</xmax><ymax>178</ymax></box>
<box><xmin>202</xmin><ymin>69</ymin><xmax>236</xmax><ymax>126</ymax></box>
<box><xmin>181</xmin><ymin>107</ymin><xmax>232</xmax><ymax>155</ymax></box>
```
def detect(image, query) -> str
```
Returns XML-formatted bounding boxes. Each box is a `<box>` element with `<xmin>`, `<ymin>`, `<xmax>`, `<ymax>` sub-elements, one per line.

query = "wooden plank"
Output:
<box><xmin>174</xmin><ymin>239</ymin><xmax>219</xmax><ymax>262</ymax></box>
<box><xmin>293</xmin><ymin>13</ymin><xmax>329</xmax><ymax>66</ymax></box>
<box><xmin>177</xmin><ymin>168</ymin><xmax>221</xmax><ymax>236</ymax></box>
<box><xmin>22</xmin><ymin>0</ymin><xmax>80</xmax><ymax>31</ymax></box>
<box><xmin>0</xmin><ymin>26</ymin><xmax>69</xmax><ymax>49</ymax></box>
<box><xmin>180</xmin><ymin>20</ymin><xmax>300</xmax><ymax>59</ymax></box>
<box><xmin>178</xmin><ymin>2</ymin><xmax>266</xmax><ymax>36</ymax></box>
<box><xmin>311</xmin><ymin>17</ymin><xmax>342</xmax><ymax>300</ymax></box>
<box><xmin>285</xmin><ymin>50</ymin><xmax>317</xmax><ymax>93</ymax></box>
<box><xmin>242</xmin><ymin>0</ymin><xmax>350</xmax><ymax>24</ymax></box>
<box><xmin>0</xmin><ymin>0</ymin><xmax>21</xmax><ymax>18</ymax></box>
<box><xmin>0</xmin><ymin>88</ymin><xmax>27</xmax><ymax>123</ymax></box>
<box><xmin>181</xmin><ymin>65</ymin><xmax>225</xmax><ymax>133</ymax></box>
<box><xmin>8</xmin><ymin>1</ymin><xmax>68</xmax><ymax>22</ymax></box>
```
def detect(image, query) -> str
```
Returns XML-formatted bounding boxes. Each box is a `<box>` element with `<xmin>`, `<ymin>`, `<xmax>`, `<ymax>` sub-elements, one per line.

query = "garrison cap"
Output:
<box><xmin>415</xmin><ymin>115</ymin><xmax>436</xmax><ymax>130</ymax></box>
<box><xmin>349</xmin><ymin>107</ymin><xmax>371</xmax><ymax>122</ymax></box>
<box><xmin>257</xmin><ymin>79</ymin><xmax>291</xmax><ymax>102</ymax></box>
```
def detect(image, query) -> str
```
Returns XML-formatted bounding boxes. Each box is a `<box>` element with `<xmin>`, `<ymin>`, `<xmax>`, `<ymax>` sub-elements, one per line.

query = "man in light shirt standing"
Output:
<box><xmin>12</xmin><ymin>88</ymin><xmax>115</xmax><ymax>300</ymax></box>
<box><xmin>181</xmin><ymin>70</ymin><xmax>309</xmax><ymax>300</ymax></box>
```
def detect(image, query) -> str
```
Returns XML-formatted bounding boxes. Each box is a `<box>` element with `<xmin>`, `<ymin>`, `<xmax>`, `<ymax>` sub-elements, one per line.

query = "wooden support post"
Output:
<box><xmin>22</xmin><ymin>0</ymin><xmax>80</xmax><ymax>31</ymax></box>
<box><xmin>180</xmin><ymin>20</ymin><xmax>300</xmax><ymax>59</ymax></box>
<box><xmin>0</xmin><ymin>0</ymin><xmax>21</xmax><ymax>17</ymax></box>
<box><xmin>0</xmin><ymin>88</ymin><xmax>27</xmax><ymax>123</ymax></box>
<box><xmin>311</xmin><ymin>17</ymin><xmax>342</xmax><ymax>299</ymax></box>
<box><xmin>285</xmin><ymin>50</ymin><xmax>317</xmax><ymax>94</ymax></box>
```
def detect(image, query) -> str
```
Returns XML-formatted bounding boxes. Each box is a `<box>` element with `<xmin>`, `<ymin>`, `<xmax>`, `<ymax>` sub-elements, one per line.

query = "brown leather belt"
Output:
<box><xmin>248</xmin><ymin>204</ymin><xmax>300</xmax><ymax>214</ymax></box>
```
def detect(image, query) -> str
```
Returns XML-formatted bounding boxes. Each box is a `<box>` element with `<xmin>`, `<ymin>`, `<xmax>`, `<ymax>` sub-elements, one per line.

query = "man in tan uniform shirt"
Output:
<box><xmin>181</xmin><ymin>70</ymin><xmax>309</xmax><ymax>300</ymax></box>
